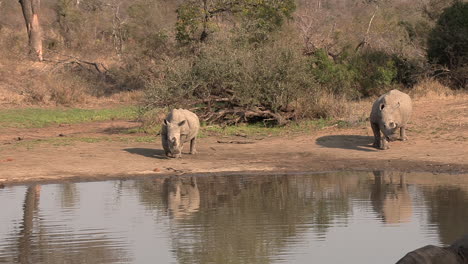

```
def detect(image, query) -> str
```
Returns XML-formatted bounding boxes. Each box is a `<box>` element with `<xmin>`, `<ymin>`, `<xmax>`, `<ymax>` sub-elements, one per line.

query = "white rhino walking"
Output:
<box><xmin>370</xmin><ymin>89</ymin><xmax>412</xmax><ymax>150</ymax></box>
<box><xmin>161</xmin><ymin>109</ymin><xmax>200</xmax><ymax>158</ymax></box>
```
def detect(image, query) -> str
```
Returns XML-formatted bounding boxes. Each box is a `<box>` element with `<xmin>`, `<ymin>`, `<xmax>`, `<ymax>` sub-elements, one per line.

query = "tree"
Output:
<box><xmin>19</xmin><ymin>0</ymin><xmax>43</xmax><ymax>61</ymax></box>
<box><xmin>175</xmin><ymin>0</ymin><xmax>296</xmax><ymax>44</ymax></box>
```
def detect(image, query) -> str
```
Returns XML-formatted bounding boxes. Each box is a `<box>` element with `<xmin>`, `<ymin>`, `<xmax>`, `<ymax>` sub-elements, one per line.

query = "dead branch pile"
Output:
<box><xmin>191</xmin><ymin>96</ymin><xmax>296</xmax><ymax>126</ymax></box>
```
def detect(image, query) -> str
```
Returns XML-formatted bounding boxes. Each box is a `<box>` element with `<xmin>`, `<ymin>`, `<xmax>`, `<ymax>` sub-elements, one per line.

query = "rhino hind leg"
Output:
<box><xmin>400</xmin><ymin>127</ymin><xmax>408</xmax><ymax>141</ymax></box>
<box><xmin>189</xmin><ymin>137</ymin><xmax>197</xmax><ymax>154</ymax></box>
<box><xmin>371</xmin><ymin>122</ymin><xmax>381</xmax><ymax>148</ymax></box>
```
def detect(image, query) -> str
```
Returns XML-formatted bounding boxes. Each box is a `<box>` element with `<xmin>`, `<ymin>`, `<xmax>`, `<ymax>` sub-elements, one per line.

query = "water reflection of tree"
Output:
<box><xmin>423</xmin><ymin>186</ymin><xmax>468</xmax><ymax>245</ymax></box>
<box><xmin>18</xmin><ymin>185</ymin><xmax>41</xmax><ymax>264</ymax></box>
<box><xmin>134</xmin><ymin>178</ymin><xmax>167</xmax><ymax>211</ymax></box>
<box><xmin>58</xmin><ymin>183</ymin><xmax>79</xmax><ymax>209</ymax></box>
<box><xmin>158</xmin><ymin>173</ymin><xmax>366</xmax><ymax>264</ymax></box>
<box><xmin>1</xmin><ymin>184</ymin><xmax>126</xmax><ymax>264</ymax></box>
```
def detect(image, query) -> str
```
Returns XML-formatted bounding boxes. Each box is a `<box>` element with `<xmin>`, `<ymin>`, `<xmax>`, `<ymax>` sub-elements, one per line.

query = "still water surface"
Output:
<box><xmin>1</xmin><ymin>171</ymin><xmax>468</xmax><ymax>264</ymax></box>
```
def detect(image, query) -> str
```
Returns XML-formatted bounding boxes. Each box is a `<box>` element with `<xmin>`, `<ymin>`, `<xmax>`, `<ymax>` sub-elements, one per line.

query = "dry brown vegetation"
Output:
<box><xmin>410</xmin><ymin>78</ymin><xmax>455</xmax><ymax>99</ymax></box>
<box><xmin>0</xmin><ymin>0</ymin><xmax>466</xmax><ymax>124</ymax></box>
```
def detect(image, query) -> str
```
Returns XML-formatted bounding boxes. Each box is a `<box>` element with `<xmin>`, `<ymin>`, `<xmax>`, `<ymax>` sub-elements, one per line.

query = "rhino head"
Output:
<box><xmin>379</xmin><ymin>102</ymin><xmax>401</xmax><ymax>141</ymax></box>
<box><xmin>163</xmin><ymin>119</ymin><xmax>187</xmax><ymax>155</ymax></box>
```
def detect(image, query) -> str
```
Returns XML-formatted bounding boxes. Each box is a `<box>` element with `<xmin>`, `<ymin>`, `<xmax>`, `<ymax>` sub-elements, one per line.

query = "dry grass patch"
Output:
<box><xmin>410</xmin><ymin>78</ymin><xmax>454</xmax><ymax>99</ymax></box>
<box><xmin>295</xmin><ymin>92</ymin><xmax>369</xmax><ymax>127</ymax></box>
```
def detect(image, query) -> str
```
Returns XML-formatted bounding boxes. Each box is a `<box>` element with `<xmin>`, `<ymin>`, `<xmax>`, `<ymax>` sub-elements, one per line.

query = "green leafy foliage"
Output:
<box><xmin>309</xmin><ymin>49</ymin><xmax>358</xmax><ymax>98</ymax></box>
<box><xmin>353</xmin><ymin>51</ymin><xmax>398</xmax><ymax>96</ymax></box>
<box><xmin>175</xmin><ymin>0</ymin><xmax>296</xmax><ymax>44</ymax></box>
<box><xmin>427</xmin><ymin>1</ymin><xmax>468</xmax><ymax>88</ymax></box>
<box><xmin>237</xmin><ymin>0</ymin><xmax>296</xmax><ymax>43</ymax></box>
<box><xmin>309</xmin><ymin>49</ymin><xmax>399</xmax><ymax>98</ymax></box>
<box><xmin>175</xmin><ymin>2</ymin><xmax>204</xmax><ymax>44</ymax></box>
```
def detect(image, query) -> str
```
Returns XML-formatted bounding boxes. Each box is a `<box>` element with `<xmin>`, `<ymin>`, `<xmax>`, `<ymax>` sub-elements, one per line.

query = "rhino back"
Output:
<box><xmin>396</xmin><ymin>245</ymin><xmax>462</xmax><ymax>264</ymax></box>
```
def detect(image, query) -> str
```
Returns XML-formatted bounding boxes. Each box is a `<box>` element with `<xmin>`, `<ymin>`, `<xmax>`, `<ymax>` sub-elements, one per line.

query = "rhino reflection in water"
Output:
<box><xmin>371</xmin><ymin>171</ymin><xmax>413</xmax><ymax>224</ymax></box>
<box><xmin>163</xmin><ymin>177</ymin><xmax>200</xmax><ymax>220</ymax></box>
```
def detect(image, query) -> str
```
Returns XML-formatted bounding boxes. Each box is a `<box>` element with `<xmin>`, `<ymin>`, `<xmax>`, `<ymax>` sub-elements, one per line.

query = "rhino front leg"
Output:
<box><xmin>162</xmin><ymin>138</ymin><xmax>171</xmax><ymax>157</ymax></box>
<box><xmin>400</xmin><ymin>127</ymin><xmax>408</xmax><ymax>141</ymax></box>
<box><xmin>189</xmin><ymin>137</ymin><xmax>197</xmax><ymax>154</ymax></box>
<box><xmin>371</xmin><ymin>122</ymin><xmax>381</xmax><ymax>148</ymax></box>
<box><xmin>175</xmin><ymin>143</ymin><xmax>184</xmax><ymax>158</ymax></box>
<box><xmin>380</xmin><ymin>137</ymin><xmax>390</xmax><ymax>150</ymax></box>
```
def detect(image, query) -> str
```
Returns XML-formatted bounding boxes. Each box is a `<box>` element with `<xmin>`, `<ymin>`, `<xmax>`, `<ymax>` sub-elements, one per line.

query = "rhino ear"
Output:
<box><xmin>380</xmin><ymin>103</ymin><xmax>385</xmax><ymax>110</ymax></box>
<box><xmin>178</xmin><ymin>120</ymin><xmax>186</xmax><ymax>127</ymax></box>
<box><xmin>163</xmin><ymin>119</ymin><xmax>169</xmax><ymax>126</ymax></box>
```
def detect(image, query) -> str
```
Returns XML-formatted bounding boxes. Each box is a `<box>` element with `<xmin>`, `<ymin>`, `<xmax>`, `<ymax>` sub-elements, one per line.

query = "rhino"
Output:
<box><xmin>370</xmin><ymin>89</ymin><xmax>412</xmax><ymax>150</ymax></box>
<box><xmin>396</xmin><ymin>234</ymin><xmax>468</xmax><ymax>264</ymax></box>
<box><xmin>161</xmin><ymin>109</ymin><xmax>200</xmax><ymax>158</ymax></box>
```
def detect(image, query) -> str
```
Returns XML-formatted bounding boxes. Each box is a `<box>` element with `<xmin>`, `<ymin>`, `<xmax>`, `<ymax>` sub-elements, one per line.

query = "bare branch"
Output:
<box><xmin>356</xmin><ymin>6</ymin><xmax>379</xmax><ymax>52</ymax></box>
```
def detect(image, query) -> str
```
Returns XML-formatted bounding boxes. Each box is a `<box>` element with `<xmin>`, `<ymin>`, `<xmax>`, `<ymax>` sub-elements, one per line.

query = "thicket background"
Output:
<box><xmin>1</xmin><ymin>0</ymin><xmax>467</xmax><ymax>124</ymax></box>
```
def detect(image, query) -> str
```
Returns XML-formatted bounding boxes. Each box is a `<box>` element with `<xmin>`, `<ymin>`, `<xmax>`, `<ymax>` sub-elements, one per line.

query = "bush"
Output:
<box><xmin>353</xmin><ymin>50</ymin><xmax>398</xmax><ymax>96</ymax></box>
<box><xmin>144</xmin><ymin>40</ymin><xmax>320</xmax><ymax>124</ymax></box>
<box><xmin>427</xmin><ymin>1</ymin><xmax>468</xmax><ymax>88</ymax></box>
<box><xmin>175</xmin><ymin>0</ymin><xmax>295</xmax><ymax>44</ymax></box>
<box><xmin>309</xmin><ymin>49</ymin><xmax>401</xmax><ymax>98</ymax></box>
<box><xmin>143</xmin><ymin>30</ymin><xmax>426</xmax><ymax>125</ymax></box>
<box><xmin>309</xmin><ymin>49</ymin><xmax>359</xmax><ymax>98</ymax></box>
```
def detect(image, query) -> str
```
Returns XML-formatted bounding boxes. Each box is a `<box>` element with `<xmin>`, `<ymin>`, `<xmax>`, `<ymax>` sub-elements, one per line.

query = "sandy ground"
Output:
<box><xmin>0</xmin><ymin>95</ymin><xmax>467</xmax><ymax>185</ymax></box>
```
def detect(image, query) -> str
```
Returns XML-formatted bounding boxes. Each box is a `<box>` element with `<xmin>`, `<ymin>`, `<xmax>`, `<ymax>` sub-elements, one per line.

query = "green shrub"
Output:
<box><xmin>175</xmin><ymin>2</ymin><xmax>204</xmax><ymax>44</ymax></box>
<box><xmin>236</xmin><ymin>0</ymin><xmax>296</xmax><ymax>44</ymax></box>
<box><xmin>309</xmin><ymin>49</ymin><xmax>359</xmax><ymax>98</ymax></box>
<box><xmin>353</xmin><ymin>50</ymin><xmax>398</xmax><ymax>96</ymax></box>
<box><xmin>427</xmin><ymin>1</ymin><xmax>468</xmax><ymax>88</ymax></box>
<box><xmin>392</xmin><ymin>55</ymin><xmax>424</xmax><ymax>87</ymax></box>
<box><xmin>308</xmin><ymin>49</ymin><xmax>400</xmax><ymax>98</ymax></box>
<box><xmin>175</xmin><ymin>0</ymin><xmax>295</xmax><ymax>44</ymax></box>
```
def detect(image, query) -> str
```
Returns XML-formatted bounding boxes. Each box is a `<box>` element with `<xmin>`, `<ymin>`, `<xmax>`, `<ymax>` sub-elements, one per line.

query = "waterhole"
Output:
<box><xmin>1</xmin><ymin>171</ymin><xmax>467</xmax><ymax>263</ymax></box>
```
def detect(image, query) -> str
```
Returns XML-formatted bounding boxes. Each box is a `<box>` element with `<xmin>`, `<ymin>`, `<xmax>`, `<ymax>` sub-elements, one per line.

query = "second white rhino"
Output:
<box><xmin>370</xmin><ymin>89</ymin><xmax>413</xmax><ymax>150</ymax></box>
<box><xmin>161</xmin><ymin>109</ymin><xmax>200</xmax><ymax>158</ymax></box>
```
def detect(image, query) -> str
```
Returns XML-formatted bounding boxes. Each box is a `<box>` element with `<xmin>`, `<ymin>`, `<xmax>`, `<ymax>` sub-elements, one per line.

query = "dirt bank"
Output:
<box><xmin>1</xmin><ymin>95</ymin><xmax>467</xmax><ymax>185</ymax></box>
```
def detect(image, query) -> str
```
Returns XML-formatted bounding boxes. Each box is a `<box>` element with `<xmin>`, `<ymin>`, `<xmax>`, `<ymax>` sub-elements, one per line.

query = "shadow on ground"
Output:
<box><xmin>315</xmin><ymin>135</ymin><xmax>376</xmax><ymax>152</ymax></box>
<box><xmin>124</xmin><ymin>148</ymin><xmax>167</xmax><ymax>159</ymax></box>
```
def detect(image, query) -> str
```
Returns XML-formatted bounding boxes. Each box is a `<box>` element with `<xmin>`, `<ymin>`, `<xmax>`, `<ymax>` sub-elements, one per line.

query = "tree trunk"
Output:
<box><xmin>19</xmin><ymin>0</ymin><xmax>43</xmax><ymax>61</ymax></box>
